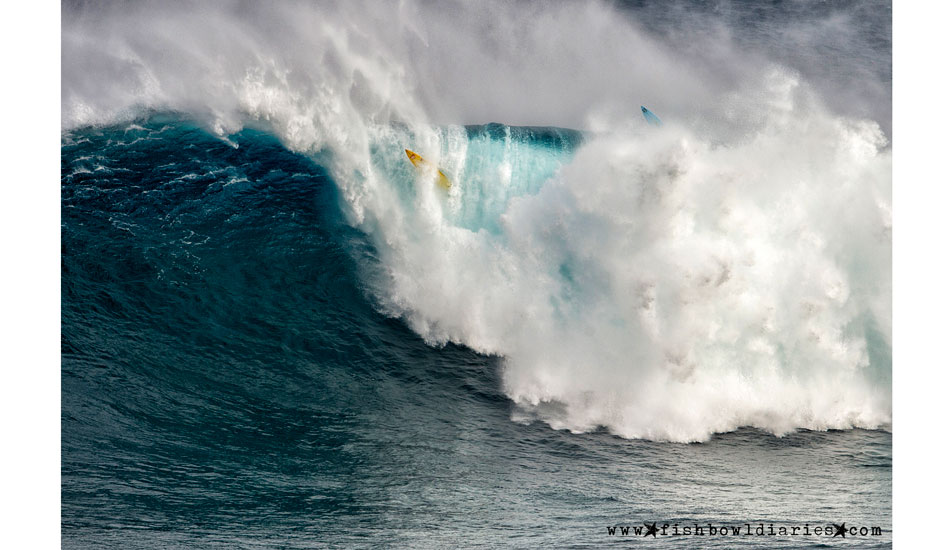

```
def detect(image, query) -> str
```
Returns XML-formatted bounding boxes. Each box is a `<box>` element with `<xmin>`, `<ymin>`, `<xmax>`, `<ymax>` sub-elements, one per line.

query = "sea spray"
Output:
<box><xmin>360</xmin><ymin>74</ymin><xmax>890</xmax><ymax>441</ymax></box>
<box><xmin>62</xmin><ymin>0</ymin><xmax>891</xmax><ymax>441</ymax></box>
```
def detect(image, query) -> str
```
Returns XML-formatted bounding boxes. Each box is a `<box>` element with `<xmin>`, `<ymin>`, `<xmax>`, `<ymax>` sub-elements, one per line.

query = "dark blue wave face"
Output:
<box><xmin>62</xmin><ymin>119</ymin><xmax>891</xmax><ymax>549</ymax></box>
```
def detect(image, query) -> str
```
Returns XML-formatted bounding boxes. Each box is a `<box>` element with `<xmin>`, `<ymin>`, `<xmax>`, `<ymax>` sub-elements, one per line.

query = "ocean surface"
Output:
<box><xmin>62</xmin><ymin>1</ymin><xmax>892</xmax><ymax>548</ymax></box>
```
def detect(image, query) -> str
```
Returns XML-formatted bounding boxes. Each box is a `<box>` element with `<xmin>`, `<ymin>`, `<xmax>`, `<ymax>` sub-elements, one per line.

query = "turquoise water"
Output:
<box><xmin>62</xmin><ymin>121</ymin><xmax>890</xmax><ymax>548</ymax></box>
<box><xmin>62</xmin><ymin>0</ymin><xmax>892</xmax><ymax>546</ymax></box>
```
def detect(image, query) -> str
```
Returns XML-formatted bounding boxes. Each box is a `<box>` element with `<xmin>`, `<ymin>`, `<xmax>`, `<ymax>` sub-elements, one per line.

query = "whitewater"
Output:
<box><xmin>62</xmin><ymin>0</ymin><xmax>891</xmax><ymax>442</ymax></box>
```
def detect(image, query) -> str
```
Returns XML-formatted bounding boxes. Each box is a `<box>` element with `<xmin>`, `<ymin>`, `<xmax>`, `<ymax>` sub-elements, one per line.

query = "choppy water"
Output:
<box><xmin>62</xmin><ymin>0</ymin><xmax>892</xmax><ymax>547</ymax></box>
<box><xmin>62</xmin><ymin>121</ymin><xmax>890</xmax><ymax>548</ymax></box>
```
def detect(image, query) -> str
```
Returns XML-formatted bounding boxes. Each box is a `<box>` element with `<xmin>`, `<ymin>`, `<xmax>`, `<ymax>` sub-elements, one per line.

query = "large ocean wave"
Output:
<box><xmin>62</xmin><ymin>0</ymin><xmax>891</xmax><ymax>442</ymax></box>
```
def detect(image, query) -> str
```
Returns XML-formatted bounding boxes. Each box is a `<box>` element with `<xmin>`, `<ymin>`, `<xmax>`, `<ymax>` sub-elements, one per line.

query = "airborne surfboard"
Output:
<box><xmin>641</xmin><ymin>106</ymin><xmax>662</xmax><ymax>126</ymax></box>
<box><xmin>405</xmin><ymin>149</ymin><xmax>452</xmax><ymax>189</ymax></box>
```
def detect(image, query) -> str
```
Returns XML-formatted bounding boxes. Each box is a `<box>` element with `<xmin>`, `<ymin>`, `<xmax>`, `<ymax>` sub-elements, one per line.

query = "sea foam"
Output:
<box><xmin>62</xmin><ymin>0</ymin><xmax>891</xmax><ymax>441</ymax></box>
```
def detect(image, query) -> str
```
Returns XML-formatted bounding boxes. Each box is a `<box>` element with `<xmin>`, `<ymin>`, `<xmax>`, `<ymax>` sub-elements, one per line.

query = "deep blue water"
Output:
<box><xmin>62</xmin><ymin>120</ymin><xmax>891</xmax><ymax>548</ymax></box>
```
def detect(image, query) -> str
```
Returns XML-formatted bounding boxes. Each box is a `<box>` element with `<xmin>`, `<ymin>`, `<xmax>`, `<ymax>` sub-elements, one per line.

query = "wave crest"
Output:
<box><xmin>62</xmin><ymin>0</ymin><xmax>891</xmax><ymax>441</ymax></box>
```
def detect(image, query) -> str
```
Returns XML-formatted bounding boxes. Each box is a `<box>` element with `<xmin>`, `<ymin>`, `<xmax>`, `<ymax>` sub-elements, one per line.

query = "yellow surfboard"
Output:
<box><xmin>405</xmin><ymin>149</ymin><xmax>452</xmax><ymax>190</ymax></box>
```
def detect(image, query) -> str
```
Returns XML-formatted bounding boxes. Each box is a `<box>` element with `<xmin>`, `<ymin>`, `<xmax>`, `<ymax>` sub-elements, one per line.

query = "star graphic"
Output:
<box><xmin>643</xmin><ymin>522</ymin><xmax>658</xmax><ymax>538</ymax></box>
<box><xmin>833</xmin><ymin>523</ymin><xmax>847</xmax><ymax>538</ymax></box>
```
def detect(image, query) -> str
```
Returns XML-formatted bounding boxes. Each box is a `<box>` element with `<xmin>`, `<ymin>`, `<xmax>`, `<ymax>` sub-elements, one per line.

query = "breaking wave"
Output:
<box><xmin>62</xmin><ymin>0</ymin><xmax>891</xmax><ymax>441</ymax></box>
